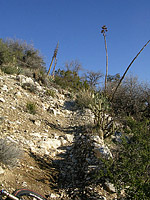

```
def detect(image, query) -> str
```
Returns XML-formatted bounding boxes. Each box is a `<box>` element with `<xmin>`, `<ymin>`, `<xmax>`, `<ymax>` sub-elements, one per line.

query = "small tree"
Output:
<box><xmin>107</xmin><ymin>73</ymin><xmax>120</xmax><ymax>83</ymax></box>
<box><xmin>84</xmin><ymin>70</ymin><xmax>103</xmax><ymax>89</ymax></box>
<box><xmin>65</xmin><ymin>60</ymin><xmax>82</xmax><ymax>74</ymax></box>
<box><xmin>54</xmin><ymin>68</ymin><xmax>89</xmax><ymax>91</ymax></box>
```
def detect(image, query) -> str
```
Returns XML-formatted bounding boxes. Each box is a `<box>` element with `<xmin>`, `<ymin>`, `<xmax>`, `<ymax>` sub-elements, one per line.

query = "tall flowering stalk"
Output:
<box><xmin>101</xmin><ymin>25</ymin><xmax>108</xmax><ymax>92</ymax></box>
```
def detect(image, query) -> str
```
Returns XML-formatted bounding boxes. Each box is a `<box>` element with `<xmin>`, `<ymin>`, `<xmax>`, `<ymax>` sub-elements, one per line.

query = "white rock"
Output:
<box><xmin>1</xmin><ymin>85</ymin><xmax>8</xmax><ymax>91</ymax></box>
<box><xmin>22</xmin><ymin>181</ymin><xmax>27</xmax><ymax>187</ymax></box>
<box><xmin>48</xmin><ymin>108</ymin><xmax>57</xmax><ymax>116</ymax></box>
<box><xmin>62</xmin><ymin>109</ymin><xmax>71</xmax><ymax>115</ymax></box>
<box><xmin>42</xmin><ymin>103</ymin><xmax>49</xmax><ymax>111</ymax></box>
<box><xmin>34</xmin><ymin>82</ymin><xmax>42</xmax><ymax>91</ymax></box>
<box><xmin>34</xmin><ymin>120</ymin><xmax>41</xmax><ymax>126</ymax></box>
<box><xmin>104</xmin><ymin>180</ymin><xmax>116</xmax><ymax>193</ymax></box>
<box><xmin>50</xmin><ymin>193</ymin><xmax>60</xmax><ymax>198</ymax></box>
<box><xmin>0</xmin><ymin>97</ymin><xmax>5</xmax><ymax>103</ymax></box>
<box><xmin>15</xmin><ymin>91</ymin><xmax>22</xmax><ymax>98</ymax></box>
<box><xmin>93</xmin><ymin>145</ymin><xmax>113</xmax><ymax>159</ymax></box>
<box><xmin>91</xmin><ymin>135</ymin><xmax>104</xmax><ymax>145</ymax></box>
<box><xmin>30</xmin><ymin>132</ymin><xmax>42</xmax><ymax>138</ymax></box>
<box><xmin>6</xmin><ymin>136</ymin><xmax>17</xmax><ymax>143</ymax></box>
<box><xmin>17</xmin><ymin>75</ymin><xmax>35</xmax><ymax>86</ymax></box>
<box><xmin>25</xmin><ymin>77</ymin><xmax>34</xmax><ymax>85</ymax></box>
<box><xmin>101</xmin><ymin>197</ymin><xmax>107</xmax><ymax>200</ymax></box>
<box><xmin>36</xmin><ymin>85</ymin><xmax>42</xmax><ymax>91</ymax></box>
<box><xmin>10</xmin><ymin>106</ymin><xmax>16</xmax><ymax>110</ymax></box>
<box><xmin>0</xmin><ymin>166</ymin><xmax>5</xmax><ymax>174</ymax></box>
<box><xmin>38</xmin><ymin>138</ymin><xmax>62</xmax><ymax>150</ymax></box>
<box><xmin>58</xmin><ymin>99</ymin><xmax>65</xmax><ymax>106</ymax></box>
<box><xmin>16</xmin><ymin>75</ymin><xmax>26</xmax><ymax>83</ymax></box>
<box><xmin>66</xmin><ymin>134</ymin><xmax>74</xmax><ymax>143</ymax></box>
<box><xmin>59</xmin><ymin>137</ymin><xmax>68</xmax><ymax>146</ymax></box>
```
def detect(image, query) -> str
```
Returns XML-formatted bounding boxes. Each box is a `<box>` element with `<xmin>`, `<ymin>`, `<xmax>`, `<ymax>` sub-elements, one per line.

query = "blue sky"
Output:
<box><xmin>0</xmin><ymin>0</ymin><xmax>150</xmax><ymax>82</ymax></box>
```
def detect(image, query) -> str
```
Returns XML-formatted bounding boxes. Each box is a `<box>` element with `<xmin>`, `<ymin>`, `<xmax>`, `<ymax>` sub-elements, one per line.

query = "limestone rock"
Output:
<box><xmin>1</xmin><ymin>85</ymin><xmax>8</xmax><ymax>92</ymax></box>
<box><xmin>15</xmin><ymin>91</ymin><xmax>22</xmax><ymax>98</ymax></box>
<box><xmin>0</xmin><ymin>166</ymin><xmax>5</xmax><ymax>174</ymax></box>
<box><xmin>0</xmin><ymin>97</ymin><xmax>5</xmax><ymax>103</ymax></box>
<box><xmin>93</xmin><ymin>145</ymin><xmax>113</xmax><ymax>159</ymax></box>
<box><xmin>104</xmin><ymin>180</ymin><xmax>116</xmax><ymax>193</ymax></box>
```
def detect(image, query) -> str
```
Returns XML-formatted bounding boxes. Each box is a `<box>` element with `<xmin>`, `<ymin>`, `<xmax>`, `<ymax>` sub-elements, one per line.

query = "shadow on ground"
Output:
<box><xmin>30</xmin><ymin>119</ymin><xmax>102</xmax><ymax>199</ymax></box>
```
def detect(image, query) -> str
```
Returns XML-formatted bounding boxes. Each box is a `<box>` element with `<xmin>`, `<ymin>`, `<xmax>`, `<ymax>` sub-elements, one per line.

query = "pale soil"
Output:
<box><xmin>0</xmin><ymin>72</ymin><xmax>117</xmax><ymax>200</ymax></box>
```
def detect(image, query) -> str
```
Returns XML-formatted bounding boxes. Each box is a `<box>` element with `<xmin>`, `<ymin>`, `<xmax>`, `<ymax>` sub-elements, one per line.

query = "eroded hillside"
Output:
<box><xmin>0</xmin><ymin>71</ymin><xmax>117</xmax><ymax>200</ymax></box>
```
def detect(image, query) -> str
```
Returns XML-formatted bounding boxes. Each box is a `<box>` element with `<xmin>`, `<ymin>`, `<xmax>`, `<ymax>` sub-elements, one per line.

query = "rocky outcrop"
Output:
<box><xmin>0</xmin><ymin>72</ymin><xmax>117</xmax><ymax>199</ymax></box>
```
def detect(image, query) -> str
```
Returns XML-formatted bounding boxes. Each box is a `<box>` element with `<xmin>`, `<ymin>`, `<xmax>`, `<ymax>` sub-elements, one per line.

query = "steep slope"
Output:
<box><xmin>0</xmin><ymin>71</ymin><xmax>117</xmax><ymax>200</ymax></box>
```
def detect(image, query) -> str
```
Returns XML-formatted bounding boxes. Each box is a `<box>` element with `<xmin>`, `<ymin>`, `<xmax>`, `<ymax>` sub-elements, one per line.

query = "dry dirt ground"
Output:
<box><xmin>0</xmin><ymin>72</ymin><xmax>72</xmax><ymax>199</ymax></box>
<box><xmin>0</xmin><ymin>72</ymin><xmax>117</xmax><ymax>200</ymax></box>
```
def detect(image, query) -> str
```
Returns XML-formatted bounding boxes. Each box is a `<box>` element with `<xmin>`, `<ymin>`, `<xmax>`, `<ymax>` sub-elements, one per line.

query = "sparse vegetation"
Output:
<box><xmin>22</xmin><ymin>83</ymin><xmax>37</xmax><ymax>93</ymax></box>
<box><xmin>0</xmin><ymin>64</ymin><xmax>21</xmax><ymax>75</ymax></box>
<box><xmin>84</xmin><ymin>70</ymin><xmax>103</xmax><ymax>89</ymax></box>
<box><xmin>26</xmin><ymin>101</ymin><xmax>36</xmax><ymax>114</ymax></box>
<box><xmin>108</xmin><ymin>75</ymin><xmax>149</xmax><ymax>120</ymax></box>
<box><xmin>0</xmin><ymin>38</ymin><xmax>46</xmax><ymax>76</ymax></box>
<box><xmin>95</xmin><ymin>119</ymin><xmax>150</xmax><ymax>199</ymax></box>
<box><xmin>45</xmin><ymin>89</ymin><xmax>55</xmax><ymax>97</ymax></box>
<box><xmin>75</xmin><ymin>89</ymin><xmax>94</xmax><ymax>109</ymax></box>
<box><xmin>54</xmin><ymin>68</ymin><xmax>89</xmax><ymax>91</ymax></box>
<box><xmin>1</xmin><ymin>36</ymin><xmax>150</xmax><ymax>199</ymax></box>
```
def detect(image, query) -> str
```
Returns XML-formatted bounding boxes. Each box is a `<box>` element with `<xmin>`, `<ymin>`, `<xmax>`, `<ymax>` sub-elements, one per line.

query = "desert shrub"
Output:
<box><xmin>54</xmin><ymin>68</ymin><xmax>89</xmax><ymax>91</ymax></box>
<box><xmin>45</xmin><ymin>89</ymin><xmax>55</xmax><ymax>98</ymax></box>
<box><xmin>109</xmin><ymin>75</ymin><xmax>147</xmax><ymax>119</ymax></box>
<box><xmin>76</xmin><ymin>91</ymin><xmax>114</xmax><ymax>139</ymax></box>
<box><xmin>0</xmin><ymin>39</ymin><xmax>13</xmax><ymax>65</ymax></box>
<box><xmin>33</xmin><ymin>69</ymin><xmax>50</xmax><ymax>86</ymax></box>
<box><xmin>116</xmin><ymin>120</ymin><xmax>150</xmax><ymax>199</ymax></box>
<box><xmin>22</xmin><ymin>83</ymin><xmax>37</xmax><ymax>93</ymax></box>
<box><xmin>95</xmin><ymin>119</ymin><xmax>150</xmax><ymax>199</ymax></box>
<box><xmin>0</xmin><ymin>38</ymin><xmax>46</xmax><ymax>75</ymax></box>
<box><xmin>75</xmin><ymin>89</ymin><xmax>95</xmax><ymax>109</ymax></box>
<box><xmin>0</xmin><ymin>138</ymin><xmax>23</xmax><ymax>167</ymax></box>
<box><xmin>1</xmin><ymin>64</ymin><xmax>21</xmax><ymax>75</ymax></box>
<box><xmin>26</xmin><ymin>102</ymin><xmax>36</xmax><ymax>114</ymax></box>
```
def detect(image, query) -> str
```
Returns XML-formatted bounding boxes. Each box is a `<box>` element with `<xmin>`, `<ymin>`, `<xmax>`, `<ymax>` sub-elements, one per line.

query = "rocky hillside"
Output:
<box><xmin>0</xmin><ymin>71</ymin><xmax>118</xmax><ymax>200</ymax></box>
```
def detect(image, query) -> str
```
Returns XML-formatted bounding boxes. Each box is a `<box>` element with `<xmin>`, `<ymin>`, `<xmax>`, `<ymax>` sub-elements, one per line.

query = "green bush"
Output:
<box><xmin>54</xmin><ymin>68</ymin><xmax>89</xmax><ymax>91</ymax></box>
<box><xmin>26</xmin><ymin>102</ymin><xmax>36</xmax><ymax>114</ymax></box>
<box><xmin>1</xmin><ymin>64</ymin><xmax>21</xmax><ymax>75</ymax></box>
<box><xmin>0</xmin><ymin>38</ymin><xmax>46</xmax><ymax>75</ymax></box>
<box><xmin>45</xmin><ymin>89</ymin><xmax>55</xmax><ymax>98</ymax></box>
<box><xmin>96</xmin><ymin>119</ymin><xmax>150</xmax><ymax>199</ymax></box>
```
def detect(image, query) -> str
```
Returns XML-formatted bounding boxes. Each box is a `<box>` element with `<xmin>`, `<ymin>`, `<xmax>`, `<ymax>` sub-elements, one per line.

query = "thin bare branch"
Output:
<box><xmin>111</xmin><ymin>40</ymin><xmax>150</xmax><ymax>102</ymax></box>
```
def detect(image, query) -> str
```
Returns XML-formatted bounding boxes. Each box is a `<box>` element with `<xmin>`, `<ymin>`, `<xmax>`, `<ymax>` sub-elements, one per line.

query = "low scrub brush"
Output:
<box><xmin>26</xmin><ymin>101</ymin><xmax>36</xmax><ymax>115</ymax></box>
